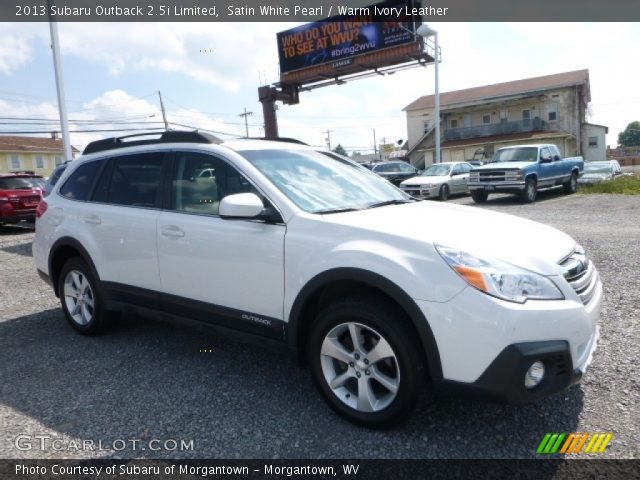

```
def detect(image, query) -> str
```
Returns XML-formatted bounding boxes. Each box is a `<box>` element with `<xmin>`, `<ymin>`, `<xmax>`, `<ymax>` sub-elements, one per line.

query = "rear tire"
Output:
<box><xmin>520</xmin><ymin>177</ymin><xmax>537</xmax><ymax>203</ymax></box>
<box><xmin>471</xmin><ymin>191</ymin><xmax>488</xmax><ymax>203</ymax></box>
<box><xmin>563</xmin><ymin>172</ymin><xmax>578</xmax><ymax>194</ymax></box>
<box><xmin>308</xmin><ymin>296</ymin><xmax>424</xmax><ymax>429</ymax></box>
<box><xmin>438</xmin><ymin>184</ymin><xmax>450</xmax><ymax>201</ymax></box>
<box><xmin>58</xmin><ymin>257</ymin><xmax>112</xmax><ymax>335</ymax></box>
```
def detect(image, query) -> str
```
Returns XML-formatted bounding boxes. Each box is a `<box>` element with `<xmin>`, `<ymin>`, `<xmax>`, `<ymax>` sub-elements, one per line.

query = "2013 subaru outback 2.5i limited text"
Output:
<box><xmin>34</xmin><ymin>131</ymin><xmax>602</xmax><ymax>428</ymax></box>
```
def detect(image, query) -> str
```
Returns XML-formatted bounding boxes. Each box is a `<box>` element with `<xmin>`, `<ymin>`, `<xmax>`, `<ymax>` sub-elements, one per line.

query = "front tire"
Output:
<box><xmin>563</xmin><ymin>172</ymin><xmax>578</xmax><ymax>194</ymax></box>
<box><xmin>520</xmin><ymin>177</ymin><xmax>537</xmax><ymax>203</ymax></box>
<box><xmin>438</xmin><ymin>184</ymin><xmax>450</xmax><ymax>201</ymax></box>
<box><xmin>471</xmin><ymin>191</ymin><xmax>488</xmax><ymax>203</ymax></box>
<box><xmin>58</xmin><ymin>257</ymin><xmax>112</xmax><ymax>335</ymax></box>
<box><xmin>308</xmin><ymin>296</ymin><xmax>424</xmax><ymax>428</ymax></box>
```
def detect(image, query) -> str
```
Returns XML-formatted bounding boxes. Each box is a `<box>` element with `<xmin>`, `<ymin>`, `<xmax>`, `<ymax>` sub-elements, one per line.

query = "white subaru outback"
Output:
<box><xmin>34</xmin><ymin>131</ymin><xmax>602</xmax><ymax>428</ymax></box>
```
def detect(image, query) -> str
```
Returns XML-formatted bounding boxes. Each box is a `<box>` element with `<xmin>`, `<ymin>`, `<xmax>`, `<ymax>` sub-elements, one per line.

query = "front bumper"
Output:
<box><xmin>401</xmin><ymin>185</ymin><xmax>441</xmax><ymax>198</ymax></box>
<box><xmin>436</xmin><ymin>329</ymin><xmax>599</xmax><ymax>404</ymax></box>
<box><xmin>468</xmin><ymin>181</ymin><xmax>525</xmax><ymax>193</ymax></box>
<box><xmin>416</xmin><ymin>272</ymin><xmax>602</xmax><ymax>403</ymax></box>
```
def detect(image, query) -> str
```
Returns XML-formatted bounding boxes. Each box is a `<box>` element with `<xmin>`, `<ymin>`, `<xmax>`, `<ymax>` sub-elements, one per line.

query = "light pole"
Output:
<box><xmin>417</xmin><ymin>24</ymin><xmax>440</xmax><ymax>164</ymax></box>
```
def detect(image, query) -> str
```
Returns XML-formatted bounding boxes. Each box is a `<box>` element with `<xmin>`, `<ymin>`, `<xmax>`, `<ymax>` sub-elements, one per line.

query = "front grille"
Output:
<box><xmin>478</xmin><ymin>170</ymin><xmax>506</xmax><ymax>182</ymax></box>
<box><xmin>559</xmin><ymin>251</ymin><xmax>599</xmax><ymax>305</ymax></box>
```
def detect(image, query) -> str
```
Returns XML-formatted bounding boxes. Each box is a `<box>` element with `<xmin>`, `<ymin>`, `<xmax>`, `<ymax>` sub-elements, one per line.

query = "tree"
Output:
<box><xmin>332</xmin><ymin>144</ymin><xmax>347</xmax><ymax>156</ymax></box>
<box><xmin>618</xmin><ymin>121</ymin><xmax>640</xmax><ymax>147</ymax></box>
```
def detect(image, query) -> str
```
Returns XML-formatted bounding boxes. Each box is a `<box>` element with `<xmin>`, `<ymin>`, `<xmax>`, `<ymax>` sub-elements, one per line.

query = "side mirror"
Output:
<box><xmin>219</xmin><ymin>193</ymin><xmax>265</xmax><ymax>219</ymax></box>
<box><xmin>553</xmin><ymin>155</ymin><xmax>561</xmax><ymax>161</ymax></box>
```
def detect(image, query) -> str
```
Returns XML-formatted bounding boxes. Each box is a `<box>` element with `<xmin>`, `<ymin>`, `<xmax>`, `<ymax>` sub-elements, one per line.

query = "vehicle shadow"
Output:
<box><xmin>0</xmin><ymin>308</ymin><xmax>582</xmax><ymax>460</ymax></box>
<box><xmin>479</xmin><ymin>188</ymin><xmax>571</xmax><ymax>207</ymax></box>
<box><xmin>0</xmin><ymin>223</ymin><xmax>35</xmax><ymax>236</ymax></box>
<box><xmin>1</xmin><ymin>241</ymin><xmax>32</xmax><ymax>257</ymax></box>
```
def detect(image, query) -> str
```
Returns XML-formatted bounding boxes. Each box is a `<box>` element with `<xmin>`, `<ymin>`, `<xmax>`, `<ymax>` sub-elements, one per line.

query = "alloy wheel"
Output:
<box><xmin>320</xmin><ymin>322</ymin><xmax>400</xmax><ymax>413</ymax></box>
<box><xmin>63</xmin><ymin>270</ymin><xmax>95</xmax><ymax>326</ymax></box>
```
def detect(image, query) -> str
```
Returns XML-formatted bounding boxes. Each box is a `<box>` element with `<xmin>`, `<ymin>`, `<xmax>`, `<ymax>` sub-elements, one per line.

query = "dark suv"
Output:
<box><xmin>0</xmin><ymin>172</ymin><xmax>44</xmax><ymax>225</ymax></box>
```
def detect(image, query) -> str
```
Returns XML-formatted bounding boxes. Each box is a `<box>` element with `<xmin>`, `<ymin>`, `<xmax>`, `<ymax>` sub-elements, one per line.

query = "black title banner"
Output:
<box><xmin>2</xmin><ymin>459</ymin><xmax>640</xmax><ymax>480</ymax></box>
<box><xmin>3</xmin><ymin>0</ymin><xmax>640</xmax><ymax>22</ymax></box>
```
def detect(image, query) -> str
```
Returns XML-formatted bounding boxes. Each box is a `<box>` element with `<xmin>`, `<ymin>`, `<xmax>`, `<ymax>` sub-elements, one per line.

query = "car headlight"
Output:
<box><xmin>436</xmin><ymin>245</ymin><xmax>564</xmax><ymax>303</ymax></box>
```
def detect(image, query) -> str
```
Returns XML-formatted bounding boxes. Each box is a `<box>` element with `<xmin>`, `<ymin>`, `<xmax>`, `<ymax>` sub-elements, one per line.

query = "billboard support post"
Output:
<box><xmin>417</xmin><ymin>24</ymin><xmax>440</xmax><ymax>163</ymax></box>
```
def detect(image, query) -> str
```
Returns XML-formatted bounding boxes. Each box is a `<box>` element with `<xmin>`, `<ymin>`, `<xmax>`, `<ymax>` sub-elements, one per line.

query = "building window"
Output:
<box><xmin>423</xmin><ymin>120</ymin><xmax>432</xmax><ymax>134</ymax></box>
<box><xmin>588</xmin><ymin>136</ymin><xmax>598</xmax><ymax>147</ymax></box>
<box><xmin>10</xmin><ymin>154</ymin><xmax>21</xmax><ymax>170</ymax></box>
<box><xmin>482</xmin><ymin>113</ymin><xmax>491</xmax><ymax>125</ymax></box>
<box><xmin>500</xmin><ymin>109</ymin><xmax>508</xmax><ymax>122</ymax></box>
<box><xmin>463</xmin><ymin>114</ymin><xmax>472</xmax><ymax>128</ymax></box>
<box><xmin>547</xmin><ymin>103</ymin><xmax>558</xmax><ymax>122</ymax></box>
<box><xmin>450</xmin><ymin>119</ymin><xmax>458</xmax><ymax>128</ymax></box>
<box><xmin>35</xmin><ymin>155</ymin><xmax>44</xmax><ymax>169</ymax></box>
<box><xmin>55</xmin><ymin>155</ymin><xmax>64</xmax><ymax>166</ymax></box>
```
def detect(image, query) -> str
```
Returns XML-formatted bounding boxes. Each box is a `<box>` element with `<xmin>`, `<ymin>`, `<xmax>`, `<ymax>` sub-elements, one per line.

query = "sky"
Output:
<box><xmin>1</xmin><ymin>22</ymin><xmax>638</xmax><ymax>154</ymax></box>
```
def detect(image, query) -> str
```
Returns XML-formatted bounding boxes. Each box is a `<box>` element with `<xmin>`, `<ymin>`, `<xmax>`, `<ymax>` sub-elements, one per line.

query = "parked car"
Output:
<box><xmin>578</xmin><ymin>161</ymin><xmax>622</xmax><ymax>185</ymax></box>
<box><xmin>34</xmin><ymin>131</ymin><xmax>602</xmax><ymax>428</ymax></box>
<box><xmin>44</xmin><ymin>161</ymin><xmax>71</xmax><ymax>196</ymax></box>
<box><xmin>400</xmin><ymin>162</ymin><xmax>473</xmax><ymax>201</ymax></box>
<box><xmin>371</xmin><ymin>161</ymin><xmax>420</xmax><ymax>186</ymax></box>
<box><xmin>468</xmin><ymin>144</ymin><xmax>584</xmax><ymax>203</ymax></box>
<box><xmin>0</xmin><ymin>172</ymin><xmax>44</xmax><ymax>225</ymax></box>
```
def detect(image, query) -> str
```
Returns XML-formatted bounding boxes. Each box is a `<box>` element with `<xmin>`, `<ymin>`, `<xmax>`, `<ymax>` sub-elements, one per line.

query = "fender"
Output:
<box><xmin>287</xmin><ymin>267</ymin><xmax>443</xmax><ymax>379</ymax></box>
<box><xmin>48</xmin><ymin>236</ymin><xmax>101</xmax><ymax>297</ymax></box>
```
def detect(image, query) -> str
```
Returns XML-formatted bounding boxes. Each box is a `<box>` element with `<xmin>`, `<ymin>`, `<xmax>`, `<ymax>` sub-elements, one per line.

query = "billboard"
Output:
<box><xmin>277</xmin><ymin>0</ymin><xmax>425</xmax><ymax>86</ymax></box>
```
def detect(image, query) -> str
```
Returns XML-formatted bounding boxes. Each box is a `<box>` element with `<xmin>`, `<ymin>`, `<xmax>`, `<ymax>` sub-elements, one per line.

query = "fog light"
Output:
<box><xmin>524</xmin><ymin>361</ymin><xmax>545</xmax><ymax>389</ymax></box>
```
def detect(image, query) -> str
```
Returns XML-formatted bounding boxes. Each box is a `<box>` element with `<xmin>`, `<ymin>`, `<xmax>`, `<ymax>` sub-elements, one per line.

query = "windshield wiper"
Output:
<box><xmin>366</xmin><ymin>199</ymin><xmax>414</xmax><ymax>209</ymax></box>
<box><xmin>314</xmin><ymin>207</ymin><xmax>361</xmax><ymax>214</ymax></box>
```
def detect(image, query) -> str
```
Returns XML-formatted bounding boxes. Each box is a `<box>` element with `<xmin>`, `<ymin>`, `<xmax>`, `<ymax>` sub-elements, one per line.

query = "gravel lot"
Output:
<box><xmin>1</xmin><ymin>191</ymin><xmax>638</xmax><ymax>459</ymax></box>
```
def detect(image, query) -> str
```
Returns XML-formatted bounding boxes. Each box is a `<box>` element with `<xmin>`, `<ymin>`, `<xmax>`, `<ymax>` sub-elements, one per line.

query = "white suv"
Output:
<box><xmin>34</xmin><ymin>131</ymin><xmax>602</xmax><ymax>428</ymax></box>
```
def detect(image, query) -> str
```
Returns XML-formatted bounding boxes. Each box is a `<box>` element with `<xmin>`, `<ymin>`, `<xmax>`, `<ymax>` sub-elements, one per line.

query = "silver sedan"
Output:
<box><xmin>400</xmin><ymin>162</ymin><xmax>473</xmax><ymax>201</ymax></box>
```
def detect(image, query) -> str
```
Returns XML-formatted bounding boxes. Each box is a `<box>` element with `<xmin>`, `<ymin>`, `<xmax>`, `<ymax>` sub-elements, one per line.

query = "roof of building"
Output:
<box><xmin>403</xmin><ymin>69</ymin><xmax>590</xmax><ymax>111</ymax></box>
<box><xmin>417</xmin><ymin>131</ymin><xmax>573</xmax><ymax>151</ymax></box>
<box><xmin>0</xmin><ymin>135</ymin><xmax>79</xmax><ymax>154</ymax></box>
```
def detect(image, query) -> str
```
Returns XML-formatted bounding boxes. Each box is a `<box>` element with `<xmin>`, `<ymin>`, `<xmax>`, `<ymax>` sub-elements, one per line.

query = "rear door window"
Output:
<box><xmin>98</xmin><ymin>153</ymin><xmax>164</xmax><ymax>207</ymax></box>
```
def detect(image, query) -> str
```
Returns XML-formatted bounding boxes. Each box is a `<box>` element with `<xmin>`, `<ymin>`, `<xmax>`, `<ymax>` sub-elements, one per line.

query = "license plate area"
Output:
<box><xmin>485</xmin><ymin>186</ymin><xmax>495</xmax><ymax>191</ymax></box>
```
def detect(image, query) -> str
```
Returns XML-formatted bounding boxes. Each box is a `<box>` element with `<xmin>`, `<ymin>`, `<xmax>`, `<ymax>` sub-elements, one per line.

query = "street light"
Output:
<box><xmin>417</xmin><ymin>24</ymin><xmax>440</xmax><ymax>164</ymax></box>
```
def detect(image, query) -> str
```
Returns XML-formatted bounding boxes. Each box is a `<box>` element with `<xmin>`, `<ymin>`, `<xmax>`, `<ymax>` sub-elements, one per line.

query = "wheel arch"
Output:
<box><xmin>49</xmin><ymin>237</ymin><xmax>101</xmax><ymax>297</ymax></box>
<box><xmin>287</xmin><ymin>267</ymin><xmax>443</xmax><ymax>380</ymax></box>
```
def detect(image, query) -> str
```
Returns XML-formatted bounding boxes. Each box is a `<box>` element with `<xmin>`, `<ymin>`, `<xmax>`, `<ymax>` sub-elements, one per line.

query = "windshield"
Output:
<box><xmin>0</xmin><ymin>177</ymin><xmax>42</xmax><ymax>190</ymax></box>
<box><xmin>421</xmin><ymin>164</ymin><xmax>451</xmax><ymax>176</ymax></box>
<box><xmin>584</xmin><ymin>163</ymin><xmax>613</xmax><ymax>174</ymax></box>
<box><xmin>491</xmin><ymin>147</ymin><xmax>538</xmax><ymax>163</ymax></box>
<box><xmin>240</xmin><ymin>149</ymin><xmax>410</xmax><ymax>213</ymax></box>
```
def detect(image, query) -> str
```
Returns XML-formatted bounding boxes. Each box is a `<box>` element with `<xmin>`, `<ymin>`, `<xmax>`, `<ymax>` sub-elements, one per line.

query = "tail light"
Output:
<box><xmin>36</xmin><ymin>199</ymin><xmax>48</xmax><ymax>218</ymax></box>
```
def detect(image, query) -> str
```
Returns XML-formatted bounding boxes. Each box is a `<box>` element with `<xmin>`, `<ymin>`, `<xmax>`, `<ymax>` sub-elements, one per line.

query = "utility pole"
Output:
<box><xmin>48</xmin><ymin>2</ymin><xmax>72</xmax><ymax>161</ymax></box>
<box><xmin>239</xmin><ymin>107</ymin><xmax>253</xmax><ymax>137</ymax></box>
<box><xmin>158</xmin><ymin>91</ymin><xmax>168</xmax><ymax>130</ymax></box>
<box><xmin>323</xmin><ymin>129</ymin><xmax>333</xmax><ymax>150</ymax></box>
<box><xmin>380</xmin><ymin>137</ymin><xmax>388</xmax><ymax>160</ymax></box>
<box><xmin>373</xmin><ymin>128</ymin><xmax>377</xmax><ymax>160</ymax></box>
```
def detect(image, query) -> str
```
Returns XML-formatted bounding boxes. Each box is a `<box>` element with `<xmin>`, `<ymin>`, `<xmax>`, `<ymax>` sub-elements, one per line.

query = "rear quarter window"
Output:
<box><xmin>59</xmin><ymin>161</ymin><xmax>102</xmax><ymax>201</ymax></box>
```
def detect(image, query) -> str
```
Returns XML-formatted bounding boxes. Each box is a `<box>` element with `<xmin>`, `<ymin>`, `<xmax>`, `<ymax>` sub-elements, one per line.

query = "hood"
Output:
<box><xmin>323</xmin><ymin>201</ymin><xmax>575</xmax><ymax>275</ymax></box>
<box><xmin>474</xmin><ymin>161</ymin><xmax>535</xmax><ymax>170</ymax></box>
<box><xmin>401</xmin><ymin>175</ymin><xmax>449</xmax><ymax>186</ymax></box>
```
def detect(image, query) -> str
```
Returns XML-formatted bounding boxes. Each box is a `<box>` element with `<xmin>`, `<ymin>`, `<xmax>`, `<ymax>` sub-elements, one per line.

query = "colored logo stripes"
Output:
<box><xmin>537</xmin><ymin>433</ymin><xmax>612</xmax><ymax>454</ymax></box>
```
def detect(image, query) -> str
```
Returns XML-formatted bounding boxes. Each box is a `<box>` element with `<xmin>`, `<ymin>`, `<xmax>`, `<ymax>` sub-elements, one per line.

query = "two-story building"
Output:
<box><xmin>403</xmin><ymin>69</ymin><xmax>607</xmax><ymax>168</ymax></box>
<box><xmin>0</xmin><ymin>135</ymin><xmax>77</xmax><ymax>177</ymax></box>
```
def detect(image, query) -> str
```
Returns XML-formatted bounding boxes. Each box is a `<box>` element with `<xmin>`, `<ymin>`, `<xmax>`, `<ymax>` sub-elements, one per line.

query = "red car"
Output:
<box><xmin>0</xmin><ymin>172</ymin><xmax>44</xmax><ymax>225</ymax></box>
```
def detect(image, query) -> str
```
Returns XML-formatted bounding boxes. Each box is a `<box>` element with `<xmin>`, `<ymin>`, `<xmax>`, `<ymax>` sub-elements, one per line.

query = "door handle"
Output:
<box><xmin>160</xmin><ymin>225</ymin><xmax>185</xmax><ymax>238</ymax></box>
<box><xmin>82</xmin><ymin>214</ymin><xmax>101</xmax><ymax>225</ymax></box>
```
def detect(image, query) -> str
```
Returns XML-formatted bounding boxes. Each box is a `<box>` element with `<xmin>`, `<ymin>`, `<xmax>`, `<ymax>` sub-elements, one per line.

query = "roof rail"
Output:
<box><xmin>249</xmin><ymin>137</ymin><xmax>308</xmax><ymax>145</ymax></box>
<box><xmin>83</xmin><ymin>130</ymin><xmax>221</xmax><ymax>155</ymax></box>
